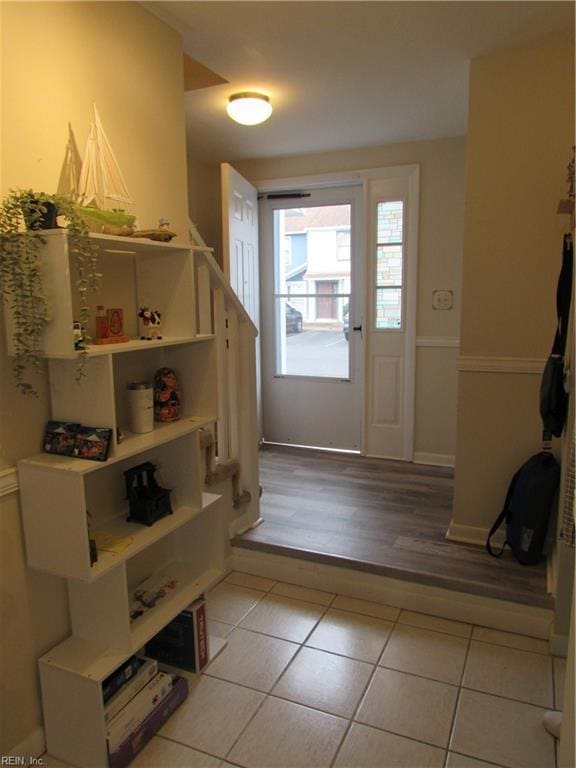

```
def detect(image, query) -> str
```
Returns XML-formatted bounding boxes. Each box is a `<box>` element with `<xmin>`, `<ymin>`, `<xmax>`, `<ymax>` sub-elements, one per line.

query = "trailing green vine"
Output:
<box><xmin>0</xmin><ymin>189</ymin><xmax>101</xmax><ymax>395</ymax></box>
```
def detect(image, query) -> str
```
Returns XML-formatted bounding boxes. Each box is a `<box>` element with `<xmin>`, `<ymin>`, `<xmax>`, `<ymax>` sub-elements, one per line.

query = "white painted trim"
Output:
<box><xmin>446</xmin><ymin>520</ymin><xmax>506</xmax><ymax>548</ymax></box>
<box><xmin>254</xmin><ymin>164</ymin><xmax>421</xmax><ymax>194</ymax></box>
<box><xmin>0</xmin><ymin>466</ymin><xmax>18</xmax><ymax>497</ymax></box>
<box><xmin>413</xmin><ymin>452</ymin><xmax>455</xmax><ymax>468</ymax></box>
<box><xmin>231</xmin><ymin>547</ymin><xmax>553</xmax><ymax>638</ymax></box>
<box><xmin>9</xmin><ymin>726</ymin><xmax>46</xmax><ymax>759</ymax></box>
<box><xmin>416</xmin><ymin>336</ymin><xmax>460</xmax><ymax>349</ymax></box>
<box><xmin>458</xmin><ymin>355</ymin><xmax>546</xmax><ymax>374</ymax></box>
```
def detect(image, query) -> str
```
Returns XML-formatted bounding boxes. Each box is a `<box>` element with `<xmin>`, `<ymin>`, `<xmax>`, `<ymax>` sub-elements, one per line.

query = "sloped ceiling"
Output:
<box><xmin>147</xmin><ymin>1</ymin><xmax>574</xmax><ymax>162</ymax></box>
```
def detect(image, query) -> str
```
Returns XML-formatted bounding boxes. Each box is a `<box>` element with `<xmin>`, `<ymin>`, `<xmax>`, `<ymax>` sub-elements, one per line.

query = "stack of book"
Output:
<box><xmin>103</xmin><ymin>656</ymin><xmax>188</xmax><ymax>768</ymax></box>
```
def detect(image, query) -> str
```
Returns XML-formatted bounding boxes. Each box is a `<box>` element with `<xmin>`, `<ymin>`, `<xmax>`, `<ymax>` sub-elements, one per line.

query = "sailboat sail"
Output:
<box><xmin>78</xmin><ymin>105</ymin><xmax>133</xmax><ymax>209</ymax></box>
<box><xmin>57</xmin><ymin>124</ymin><xmax>83</xmax><ymax>200</ymax></box>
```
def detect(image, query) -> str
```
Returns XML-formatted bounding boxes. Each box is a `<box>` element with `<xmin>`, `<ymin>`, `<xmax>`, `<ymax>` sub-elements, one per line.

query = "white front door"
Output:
<box><xmin>364</xmin><ymin>166</ymin><xmax>420</xmax><ymax>460</ymax></box>
<box><xmin>259</xmin><ymin>185</ymin><xmax>364</xmax><ymax>451</ymax></box>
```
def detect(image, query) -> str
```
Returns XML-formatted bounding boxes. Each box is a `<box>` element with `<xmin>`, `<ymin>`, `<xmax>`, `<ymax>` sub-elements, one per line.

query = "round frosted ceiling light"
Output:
<box><xmin>227</xmin><ymin>92</ymin><xmax>273</xmax><ymax>125</ymax></box>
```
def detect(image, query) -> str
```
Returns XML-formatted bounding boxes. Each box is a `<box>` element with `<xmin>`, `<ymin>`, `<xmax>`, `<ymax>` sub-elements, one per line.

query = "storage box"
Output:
<box><xmin>145</xmin><ymin>597</ymin><xmax>209</xmax><ymax>672</ymax></box>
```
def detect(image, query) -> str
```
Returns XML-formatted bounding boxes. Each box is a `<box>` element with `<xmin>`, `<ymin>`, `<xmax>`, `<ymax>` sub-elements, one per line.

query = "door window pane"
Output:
<box><xmin>375</xmin><ymin>288</ymin><xmax>402</xmax><ymax>329</ymax></box>
<box><xmin>274</xmin><ymin>205</ymin><xmax>351</xmax><ymax>378</ymax></box>
<box><xmin>375</xmin><ymin>201</ymin><xmax>404</xmax><ymax>330</ymax></box>
<box><xmin>377</xmin><ymin>200</ymin><xmax>403</xmax><ymax>243</ymax></box>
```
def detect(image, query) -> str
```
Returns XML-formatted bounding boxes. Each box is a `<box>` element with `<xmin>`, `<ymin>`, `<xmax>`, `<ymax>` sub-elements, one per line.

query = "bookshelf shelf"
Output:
<box><xmin>13</xmin><ymin>231</ymin><xmax>229</xmax><ymax>768</ymax></box>
<box><xmin>90</xmin><ymin>492</ymin><xmax>220</xmax><ymax>580</ymax></box>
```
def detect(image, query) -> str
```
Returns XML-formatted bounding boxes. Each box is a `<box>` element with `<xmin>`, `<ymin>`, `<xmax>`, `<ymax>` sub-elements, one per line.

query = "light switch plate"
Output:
<box><xmin>432</xmin><ymin>289</ymin><xmax>453</xmax><ymax>310</ymax></box>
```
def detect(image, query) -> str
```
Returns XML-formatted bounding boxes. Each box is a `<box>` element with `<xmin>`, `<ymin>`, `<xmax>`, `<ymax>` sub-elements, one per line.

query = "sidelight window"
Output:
<box><xmin>374</xmin><ymin>200</ymin><xmax>404</xmax><ymax>329</ymax></box>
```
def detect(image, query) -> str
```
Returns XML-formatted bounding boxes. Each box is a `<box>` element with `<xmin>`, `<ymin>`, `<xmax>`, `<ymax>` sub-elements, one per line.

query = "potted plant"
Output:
<box><xmin>0</xmin><ymin>189</ymin><xmax>101</xmax><ymax>395</ymax></box>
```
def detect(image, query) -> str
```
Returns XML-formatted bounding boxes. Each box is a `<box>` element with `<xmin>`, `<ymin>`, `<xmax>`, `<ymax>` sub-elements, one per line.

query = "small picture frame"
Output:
<box><xmin>43</xmin><ymin>420</ymin><xmax>81</xmax><ymax>456</ymax></box>
<box><xmin>72</xmin><ymin>426</ymin><xmax>113</xmax><ymax>462</ymax></box>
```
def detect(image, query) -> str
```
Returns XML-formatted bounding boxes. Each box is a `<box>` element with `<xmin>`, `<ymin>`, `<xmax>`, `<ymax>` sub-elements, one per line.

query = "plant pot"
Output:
<box><xmin>21</xmin><ymin>199</ymin><xmax>59</xmax><ymax>230</ymax></box>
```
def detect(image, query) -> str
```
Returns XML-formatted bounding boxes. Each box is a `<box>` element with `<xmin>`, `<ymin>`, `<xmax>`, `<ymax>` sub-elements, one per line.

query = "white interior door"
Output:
<box><xmin>221</xmin><ymin>163</ymin><xmax>262</xmax><ymax>438</ymax></box>
<box><xmin>260</xmin><ymin>185</ymin><xmax>364</xmax><ymax>451</ymax></box>
<box><xmin>221</xmin><ymin>163</ymin><xmax>259</xmax><ymax>327</ymax></box>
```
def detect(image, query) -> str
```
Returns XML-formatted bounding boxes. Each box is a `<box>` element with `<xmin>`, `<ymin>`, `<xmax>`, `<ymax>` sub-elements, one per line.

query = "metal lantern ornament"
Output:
<box><xmin>153</xmin><ymin>367</ymin><xmax>181</xmax><ymax>422</ymax></box>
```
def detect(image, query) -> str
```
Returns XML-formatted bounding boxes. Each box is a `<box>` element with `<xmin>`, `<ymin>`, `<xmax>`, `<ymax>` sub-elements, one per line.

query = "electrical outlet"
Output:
<box><xmin>432</xmin><ymin>290</ymin><xmax>454</xmax><ymax>310</ymax></box>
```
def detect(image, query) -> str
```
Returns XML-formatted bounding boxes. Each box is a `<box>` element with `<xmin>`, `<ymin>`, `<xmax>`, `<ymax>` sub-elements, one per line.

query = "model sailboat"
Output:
<box><xmin>76</xmin><ymin>105</ymin><xmax>136</xmax><ymax>235</ymax></box>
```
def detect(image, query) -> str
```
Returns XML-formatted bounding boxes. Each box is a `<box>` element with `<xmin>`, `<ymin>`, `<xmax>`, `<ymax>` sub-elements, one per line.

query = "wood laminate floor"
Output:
<box><xmin>234</xmin><ymin>444</ymin><xmax>551</xmax><ymax>609</ymax></box>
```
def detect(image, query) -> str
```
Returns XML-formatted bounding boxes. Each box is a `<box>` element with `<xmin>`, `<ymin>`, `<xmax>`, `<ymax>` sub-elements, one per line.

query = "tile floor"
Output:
<box><xmin>44</xmin><ymin>571</ymin><xmax>565</xmax><ymax>768</ymax></box>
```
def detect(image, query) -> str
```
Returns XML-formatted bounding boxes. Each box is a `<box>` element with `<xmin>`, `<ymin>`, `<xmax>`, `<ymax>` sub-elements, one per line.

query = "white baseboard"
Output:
<box><xmin>231</xmin><ymin>548</ymin><xmax>553</xmax><ymax>639</ymax></box>
<box><xmin>446</xmin><ymin>520</ymin><xmax>506</xmax><ymax>548</ymax></box>
<box><xmin>9</xmin><ymin>726</ymin><xmax>46</xmax><ymax>759</ymax></box>
<box><xmin>413</xmin><ymin>452</ymin><xmax>455</xmax><ymax>468</ymax></box>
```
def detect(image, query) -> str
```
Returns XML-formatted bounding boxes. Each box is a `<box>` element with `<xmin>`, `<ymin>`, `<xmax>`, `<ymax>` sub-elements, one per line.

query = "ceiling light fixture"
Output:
<box><xmin>227</xmin><ymin>92</ymin><xmax>273</xmax><ymax>126</ymax></box>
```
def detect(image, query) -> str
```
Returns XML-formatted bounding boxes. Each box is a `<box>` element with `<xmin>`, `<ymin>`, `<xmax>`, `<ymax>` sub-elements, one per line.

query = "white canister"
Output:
<box><xmin>127</xmin><ymin>382</ymin><xmax>154</xmax><ymax>433</ymax></box>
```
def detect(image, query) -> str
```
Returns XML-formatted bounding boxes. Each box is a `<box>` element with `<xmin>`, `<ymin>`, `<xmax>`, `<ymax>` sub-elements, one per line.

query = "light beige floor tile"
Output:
<box><xmin>272</xmin><ymin>646</ymin><xmax>373</xmax><ymax>718</ymax></box>
<box><xmin>463</xmin><ymin>641</ymin><xmax>553</xmax><ymax>707</ymax></box>
<box><xmin>270</xmin><ymin>581</ymin><xmax>335</xmax><ymax>606</ymax></box>
<box><xmin>553</xmin><ymin>656</ymin><xmax>566</xmax><ymax>708</ymax></box>
<box><xmin>159</xmin><ymin>675</ymin><xmax>264</xmax><ymax>757</ymax></box>
<box><xmin>379</xmin><ymin>624</ymin><xmax>468</xmax><ymax>684</ymax></box>
<box><xmin>332</xmin><ymin>595</ymin><xmax>400</xmax><ymax>621</ymax></box>
<box><xmin>399</xmin><ymin>610</ymin><xmax>472</xmax><ymax>638</ymax></box>
<box><xmin>471</xmin><ymin>627</ymin><xmax>549</xmax><ymax>654</ymax></box>
<box><xmin>227</xmin><ymin>697</ymin><xmax>347</xmax><ymax>768</ymax></box>
<box><xmin>224</xmin><ymin>571</ymin><xmax>276</xmax><ymax>592</ymax></box>
<box><xmin>208</xmin><ymin>619</ymin><xmax>234</xmax><ymax>638</ymax></box>
<box><xmin>306</xmin><ymin>608</ymin><xmax>393</xmax><ymax>663</ymax></box>
<box><xmin>451</xmin><ymin>689</ymin><xmax>555</xmax><ymax>768</ymax></box>
<box><xmin>356</xmin><ymin>667</ymin><xmax>458</xmax><ymax>748</ymax></box>
<box><xmin>205</xmin><ymin>627</ymin><xmax>299</xmax><ymax>691</ymax></box>
<box><xmin>206</xmin><ymin>583</ymin><xmax>264</xmax><ymax>624</ymax></box>
<box><xmin>333</xmin><ymin>722</ymin><xmax>445</xmax><ymax>768</ymax></box>
<box><xmin>131</xmin><ymin>736</ymin><xmax>221</xmax><ymax>767</ymax></box>
<box><xmin>239</xmin><ymin>594</ymin><xmax>325</xmax><ymax>642</ymax></box>
<box><xmin>446</xmin><ymin>753</ymin><xmax>505</xmax><ymax>768</ymax></box>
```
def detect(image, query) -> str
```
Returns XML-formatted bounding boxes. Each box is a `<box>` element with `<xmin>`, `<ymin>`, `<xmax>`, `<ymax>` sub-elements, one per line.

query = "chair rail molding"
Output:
<box><xmin>458</xmin><ymin>355</ymin><xmax>546</xmax><ymax>374</ymax></box>
<box><xmin>416</xmin><ymin>336</ymin><xmax>460</xmax><ymax>348</ymax></box>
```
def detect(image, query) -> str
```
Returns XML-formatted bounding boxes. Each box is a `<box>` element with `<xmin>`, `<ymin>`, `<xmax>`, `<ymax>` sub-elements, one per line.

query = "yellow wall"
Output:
<box><xmin>0</xmin><ymin>2</ymin><xmax>188</xmax><ymax>752</ymax></box>
<box><xmin>451</xmin><ymin>37</ymin><xmax>575</xmax><ymax>534</ymax></box>
<box><xmin>231</xmin><ymin>136</ymin><xmax>466</xmax><ymax>460</ymax></box>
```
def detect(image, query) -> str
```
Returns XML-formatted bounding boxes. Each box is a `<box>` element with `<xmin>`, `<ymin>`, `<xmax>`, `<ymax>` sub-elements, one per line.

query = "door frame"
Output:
<box><xmin>254</xmin><ymin>165</ymin><xmax>419</xmax><ymax>458</ymax></box>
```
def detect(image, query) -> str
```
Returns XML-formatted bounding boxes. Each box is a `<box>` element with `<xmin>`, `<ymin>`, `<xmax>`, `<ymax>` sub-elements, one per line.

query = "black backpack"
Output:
<box><xmin>486</xmin><ymin>452</ymin><xmax>560</xmax><ymax>565</ymax></box>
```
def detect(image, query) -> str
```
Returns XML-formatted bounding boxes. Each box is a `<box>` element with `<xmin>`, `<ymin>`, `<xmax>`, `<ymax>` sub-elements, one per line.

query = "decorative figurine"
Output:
<box><xmin>153</xmin><ymin>367</ymin><xmax>181</xmax><ymax>422</ymax></box>
<box><xmin>124</xmin><ymin>461</ymin><xmax>173</xmax><ymax>527</ymax></box>
<box><xmin>138</xmin><ymin>307</ymin><xmax>162</xmax><ymax>340</ymax></box>
<box><xmin>73</xmin><ymin>321</ymin><xmax>85</xmax><ymax>350</ymax></box>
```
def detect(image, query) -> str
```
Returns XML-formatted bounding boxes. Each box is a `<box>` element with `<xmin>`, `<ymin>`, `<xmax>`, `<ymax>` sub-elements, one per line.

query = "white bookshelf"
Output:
<box><xmin>10</xmin><ymin>232</ymin><xmax>228</xmax><ymax>768</ymax></box>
